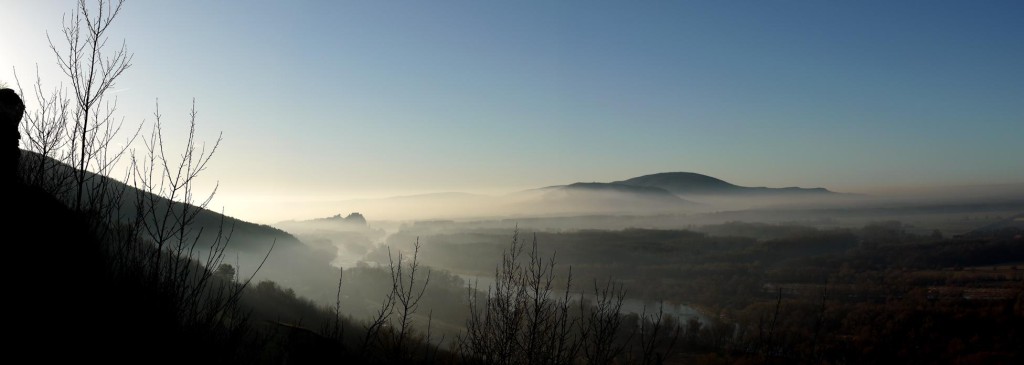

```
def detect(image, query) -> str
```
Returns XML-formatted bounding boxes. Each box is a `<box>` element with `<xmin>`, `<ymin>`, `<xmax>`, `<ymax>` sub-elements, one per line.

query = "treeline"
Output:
<box><xmin>371</xmin><ymin>224</ymin><xmax>859</xmax><ymax>307</ymax></box>
<box><xmin>365</xmin><ymin>219</ymin><xmax>1023</xmax><ymax>364</ymax></box>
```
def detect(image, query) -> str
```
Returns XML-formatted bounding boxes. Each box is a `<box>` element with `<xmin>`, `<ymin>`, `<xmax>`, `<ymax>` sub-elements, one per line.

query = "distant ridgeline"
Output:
<box><xmin>613</xmin><ymin>172</ymin><xmax>835</xmax><ymax>196</ymax></box>
<box><xmin>312</xmin><ymin>212</ymin><xmax>368</xmax><ymax>226</ymax></box>
<box><xmin>544</xmin><ymin>171</ymin><xmax>835</xmax><ymax>198</ymax></box>
<box><xmin>534</xmin><ymin>171</ymin><xmax>836</xmax><ymax>211</ymax></box>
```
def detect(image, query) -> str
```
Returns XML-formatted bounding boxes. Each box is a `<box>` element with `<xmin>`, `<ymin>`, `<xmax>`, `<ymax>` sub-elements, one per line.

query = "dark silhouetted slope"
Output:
<box><xmin>21</xmin><ymin>151</ymin><xmax>300</xmax><ymax>251</ymax></box>
<box><xmin>19</xmin><ymin>151</ymin><xmax>340</xmax><ymax>301</ymax></box>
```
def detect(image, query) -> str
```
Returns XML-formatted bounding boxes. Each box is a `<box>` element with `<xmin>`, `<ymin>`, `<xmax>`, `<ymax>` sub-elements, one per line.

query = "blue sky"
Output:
<box><xmin>3</xmin><ymin>1</ymin><xmax>1022</xmax><ymax>222</ymax></box>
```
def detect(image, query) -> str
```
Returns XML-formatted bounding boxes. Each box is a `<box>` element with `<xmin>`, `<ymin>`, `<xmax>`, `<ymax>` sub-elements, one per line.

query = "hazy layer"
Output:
<box><xmin>217</xmin><ymin>182</ymin><xmax>1023</xmax><ymax>224</ymax></box>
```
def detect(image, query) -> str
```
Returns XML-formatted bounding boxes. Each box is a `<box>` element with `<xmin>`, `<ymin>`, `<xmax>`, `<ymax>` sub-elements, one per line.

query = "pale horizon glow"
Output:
<box><xmin>3</xmin><ymin>1</ymin><xmax>1023</xmax><ymax>223</ymax></box>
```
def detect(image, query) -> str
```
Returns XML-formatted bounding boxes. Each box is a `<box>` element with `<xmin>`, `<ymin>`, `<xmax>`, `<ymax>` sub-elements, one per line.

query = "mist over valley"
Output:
<box><xmin>5</xmin><ymin>1</ymin><xmax>1022</xmax><ymax>363</ymax></box>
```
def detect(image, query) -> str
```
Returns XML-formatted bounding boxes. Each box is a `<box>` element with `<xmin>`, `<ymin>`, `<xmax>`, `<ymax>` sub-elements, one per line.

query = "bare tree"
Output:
<box><xmin>47</xmin><ymin>0</ymin><xmax>133</xmax><ymax>210</ymax></box>
<box><xmin>390</xmin><ymin>239</ymin><xmax>432</xmax><ymax>360</ymax></box>
<box><xmin>634</xmin><ymin>303</ymin><xmax>682</xmax><ymax>365</ymax></box>
<box><xmin>11</xmin><ymin>1</ymin><xmax>277</xmax><ymax>361</ymax></box>
<box><xmin>459</xmin><ymin>230</ymin><xmax>586</xmax><ymax>365</ymax></box>
<box><xmin>583</xmin><ymin>279</ymin><xmax>630</xmax><ymax>365</ymax></box>
<box><xmin>14</xmin><ymin>67</ymin><xmax>73</xmax><ymax>193</ymax></box>
<box><xmin>132</xmin><ymin>100</ymin><xmax>222</xmax><ymax>272</ymax></box>
<box><xmin>19</xmin><ymin>0</ymin><xmax>262</xmax><ymax>350</ymax></box>
<box><xmin>324</xmin><ymin>267</ymin><xmax>346</xmax><ymax>341</ymax></box>
<box><xmin>357</xmin><ymin>240</ymin><xmax>434</xmax><ymax>362</ymax></box>
<box><xmin>361</xmin><ymin>263</ymin><xmax>399</xmax><ymax>357</ymax></box>
<box><xmin>16</xmin><ymin>0</ymin><xmax>140</xmax><ymax>238</ymax></box>
<box><xmin>460</xmin><ymin>230</ymin><xmax>529</xmax><ymax>364</ymax></box>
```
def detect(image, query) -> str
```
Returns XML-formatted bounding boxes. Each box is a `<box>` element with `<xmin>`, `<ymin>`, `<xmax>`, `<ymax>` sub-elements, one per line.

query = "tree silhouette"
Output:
<box><xmin>47</xmin><ymin>0</ymin><xmax>134</xmax><ymax>210</ymax></box>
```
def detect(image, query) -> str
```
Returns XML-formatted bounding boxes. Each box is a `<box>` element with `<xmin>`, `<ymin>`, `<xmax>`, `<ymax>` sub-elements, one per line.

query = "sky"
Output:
<box><xmin>2</xmin><ymin>1</ymin><xmax>1022</xmax><ymax>223</ymax></box>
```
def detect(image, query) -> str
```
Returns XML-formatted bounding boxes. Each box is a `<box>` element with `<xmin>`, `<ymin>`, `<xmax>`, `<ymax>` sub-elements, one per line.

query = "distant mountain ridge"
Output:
<box><xmin>548</xmin><ymin>182</ymin><xmax>684</xmax><ymax>198</ymax></box>
<box><xmin>614</xmin><ymin>172</ymin><xmax>834</xmax><ymax>196</ymax></box>
<box><xmin>539</xmin><ymin>182</ymin><xmax>694</xmax><ymax>204</ymax></box>
<box><xmin>275</xmin><ymin>171</ymin><xmax>838</xmax><ymax>220</ymax></box>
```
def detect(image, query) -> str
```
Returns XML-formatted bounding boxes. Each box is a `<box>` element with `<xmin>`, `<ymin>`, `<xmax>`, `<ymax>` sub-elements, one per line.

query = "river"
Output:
<box><xmin>457</xmin><ymin>273</ymin><xmax>709</xmax><ymax>324</ymax></box>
